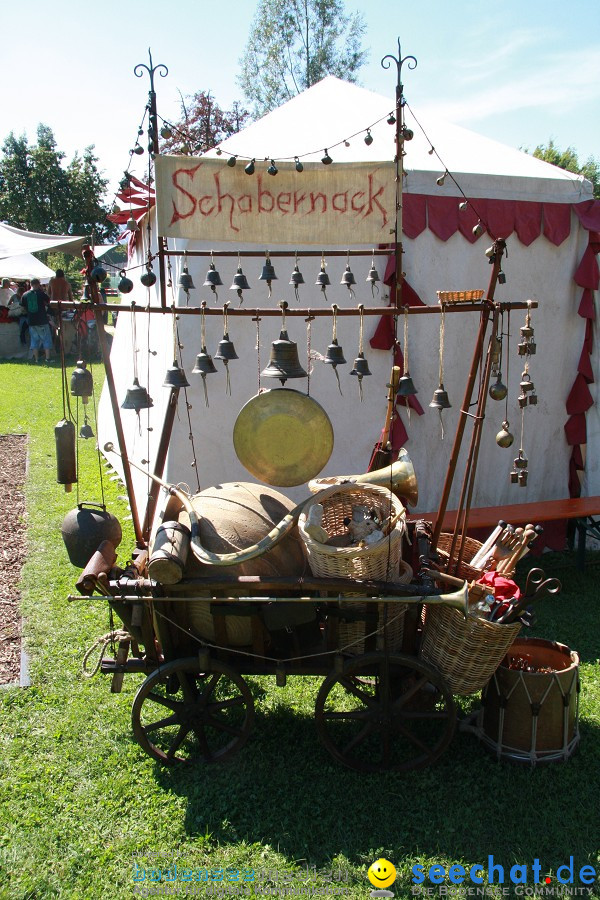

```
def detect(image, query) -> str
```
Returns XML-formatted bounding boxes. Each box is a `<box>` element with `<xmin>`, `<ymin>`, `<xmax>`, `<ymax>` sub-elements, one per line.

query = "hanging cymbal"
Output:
<box><xmin>233</xmin><ymin>388</ymin><xmax>333</xmax><ymax>487</ymax></box>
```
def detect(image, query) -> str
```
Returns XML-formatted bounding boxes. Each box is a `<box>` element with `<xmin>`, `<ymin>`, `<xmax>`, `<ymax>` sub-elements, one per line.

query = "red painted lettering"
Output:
<box><xmin>310</xmin><ymin>192</ymin><xmax>327</xmax><ymax>214</ymax></box>
<box><xmin>351</xmin><ymin>191</ymin><xmax>366</xmax><ymax>215</ymax></box>
<box><xmin>169</xmin><ymin>164</ymin><xmax>202</xmax><ymax>225</ymax></box>
<box><xmin>258</xmin><ymin>176</ymin><xmax>274</xmax><ymax>213</ymax></box>
<box><xmin>277</xmin><ymin>192</ymin><xmax>291</xmax><ymax>214</ymax></box>
<box><xmin>198</xmin><ymin>196</ymin><xmax>215</xmax><ymax>216</ymax></box>
<box><xmin>366</xmin><ymin>174</ymin><xmax>388</xmax><ymax>226</ymax></box>
<box><xmin>293</xmin><ymin>191</ymin><xmax>307</xmax><ymax>214</ymax></box>
<box><xmin>238</xmin><ymin>194</ymin><xmax>252</xmax><ymax>214</ymax></box>
<box><xmin>332</xmin><ymin>191</ymin><xmax>348</xmax><ymax>213</ymax></box>
<box><xmin>214</xmin><ymin>174</ymin><xmax>238</xmax><ymax>232</ymax></box>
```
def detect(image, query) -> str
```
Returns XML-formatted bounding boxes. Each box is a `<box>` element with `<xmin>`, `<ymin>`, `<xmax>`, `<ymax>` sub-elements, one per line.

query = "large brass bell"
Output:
<box><xmin>396</xmin><ymin>373</ymin><xmax>418</xmax><ymax>397</ymax></box>
<box><xmin>121</xmin><ymin>377</ymin><xmax>153</xmax><ymax>410</ymax></box>
<box><xmin>489</xmin><ymin>371</ymin><xmax>508</xmax><ymax>401</ymax></box>
<box><xmin>429</xmin><ymin>383</ymin><xmax>451</xmax><ymax>409</ymax></box>
<box><xmin>230</xmin><ymin>266</ymin><xmax>250</xmax><ymax>303</ymax></box>
<box><xmin>261</xmin><ymin>330</ymin><xmax>307</xmax><ymax>385</ymax></box>
<box><xmin>163</xmin><ymin>360</ymin><xmax>190</xmax><ymax>389</ymax></box>
<box><xmin>214</xmin><ymin>334</ymin><xmax>238</xmax><ymax>361</ymax></box>
<box><xmin>71</xmin><ymin>360</ymin><xmax>93</xmax><ymax>403</ymax></box>
<box><xmin>496</xmin><ymin>420</ymin><xmax>514</xmax><ymax>448</ymax></box>
<box><xmin>178</xmin><ymin>266</ymin><xmax>195</xmax><ymax>291</ymax></box>
<box><xmin>204</xmin><ymin>262</ymin><xmax>223</xmax><ymax>296</ymax></box>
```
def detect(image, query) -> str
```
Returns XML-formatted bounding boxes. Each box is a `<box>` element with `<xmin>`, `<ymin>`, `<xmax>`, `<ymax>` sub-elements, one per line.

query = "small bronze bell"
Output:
<box><xmin>510</xmin><ymin>470</ymin><xmax>519</xmax><ymax>484</ymax></box>
<box><xmin>126</xmin><ymin>216</ymin><xmax>139</xmax><ymax>232</ymax></box>
<box><xmin>366</xmin><ymin>264</ymin><xmax>380</xmax><ymax>296</ymax></box>
<box><xmin>315</xmin><ymin>264</ymin><xmax>331</xmax><ymax>299</ymax></box>
<box><xmin>91</xmin><ymin>264</ymin><xmax>107</xmax><ymax>283</ymax></box>
<box><xmin>496</xmin><ymin>421</ymin><xmax>514</xmax><ymax>448</ymax></box>
<box><xmin>518</xmin><ymin>339</ymin><xmax>530</xmax><ymax>356</ymax></box>
<box><xmin>118</xmin><ymin>271</ymin><xmax>134</xmax><ymax>294</ymax></box>
<box><xmin>289</xmin><ymin>264</ymin><xmax>304</xmax><ymax>288</ymax></box>
<box><xmin>192</xmin><ymin>347</ymin><xmax>218</xmax><ymax>375</ymax></box>
<box><xmin>489</xmin><ymin>372</ymin><xmax>508</xmax><ymax>401</ymax></box>
<box><xmin>178</xmin><ymin>266</ymin><xmax>195</xmax><ymax>291</ymax></box>
<box><xmin>121</xmin><ymin>377</ymin><xmax>153</xmax><ymax>410</ymax></box>
<box><xmin>259</xmin><ymin>257</ymin><xmax>277</xmax><ymax>296</ymax></box>
<box><xmin>203</xmin><ymin>263</ymin><xmax>223</xmax><ymax>295</ymax></box>
<box><xmin>520</xmin><ymin>324</ymin><xmax>534</xmax><ymax>340</ymax></box>
<box><xmin>71</xmin><ymin>360</ymin><xmax>93</xmax><ymax>402</ymax></box>
<box><xmin>429</xmin><ymin>384</ymin><xmax>451</xmax><ymax>409</ymax></box>
<box><xmin>518</xmin><ymin>470</ymin><xmax>528</xmax><ymax>487</ymax></box>
<box><xmin>529</xmin><ymin>391</ymin><xmax>538</xmax><ymax>406</ymax></box>
<box><xmin>79</xmin><ymin>420</ymin><xmax>94</xmax><ymax>440</ymax></box>
<box><xmin>141</xmin><ymin>266</ymin><xmax>157</xmax><ymax>287</ymax></box>
<box><xmin>514</xmin><ymin>451</ymin><xmax>528</xmax><ymax>469</ymax></box>
<box><xmin>520</xmin><ymin>372</ymin><xmax>534</xmax><ymax>393</ymax></box>
<box><xmin>163</xmin><ymin>360</ymin><xmax>189</xmax><ymax>389</ymax></box>
<box><xmin>324</xmin><ymin>339</ymin><xmax>346</xmax><ymax>367</ymax></box>
<box><xmin>261</xmin><ymin>330</ymin><xmax>307</xmax><ymax>385</ymax></box>
<box><xmin>230</xmin><ymin>266</ymin><xmax>250</xmax><ymax>303</ymax></box>
<box><xmin>340</xmin><ymin>265</ymin><xmax>356</xmax><ymax>288</ymax></box>
<box><xmin>350</xmin><ymin>353</ymin><xmax>371</xmax><ymax>378</ymax></box>
<box><xmin>214</xmin><ymin>334</ymin><xmax>238</xmax><ymax>361</ymax></box>
<box><xmin>396</xmin><ymin>373</ymin><xmax>418</xmax><ymax>397</ymax></box>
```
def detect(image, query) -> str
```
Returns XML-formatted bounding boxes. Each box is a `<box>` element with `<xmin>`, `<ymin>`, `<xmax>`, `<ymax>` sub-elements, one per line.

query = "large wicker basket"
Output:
<box><xmin>419</xmin><ymin>604</ymin><xmax>521</xmax><ymax>695</ymax></box>
<box><xmin>299</xmin><ymin>483</ymin><xmax>405</xmax><ymax>581</ymax></box>
<box><xmin>335</xmin><ymin>560</ymin><xmax>413</xmax><ymax>655</ymax></box>
<box><xmin>435</xmin><ymin>533</ymin><xmax>485</xmax><ymax>582</ymax></box>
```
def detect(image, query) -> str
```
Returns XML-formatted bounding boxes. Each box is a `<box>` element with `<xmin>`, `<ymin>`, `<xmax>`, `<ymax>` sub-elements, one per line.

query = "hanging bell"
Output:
<box><xmin>496</xmin><ymin>421</ymin><xmax>514</xmax><ymax>448</ymax></box>
<box><xmin>55</xmin><ymin>418</ymin><xmax>77</xmax><ymax>492</ymax></box>
<box><xmin>259</xmin><ymin>257</ymin><xmax>277</xmax><ymax>296</ymax></box>
<box><xmin>514</xmin><ymin>451</ymin><xmax>528</xmax><ymax>469</ymax></box>
<box><xmin>118</xmin><ymin>271</ymin><xmax>134</xmax><ymax>294</ymax></box>
<box><xmin>340</xmin><ymin>265</ymin><xmax>357</xmax><ymax>289</ymax></box>
<box><xmin>121</xmin><ymin>377</ymin><xmax>153</xmax><ymax>410</ymax></box>
<box><xmin>204</xmin><ymin>262</ymin><xmax>223</xmax><ymax>295</ymax></box>
<box><xmin>518</xmin><ymin>338</ymin><xmax>529</xmax><ymax>356</ymax></box>
<box><xmin>230</xmin><ymin>266</ymin><xmax>250</xmax><ymax>303</ymax></box>
<box><xmin>91</xmin><ymin>264</ymin><xmax>107</xmax><ymax>283</ymax></box>
<box><xmin>141</xmin><ymin>266</ymin><xmax>157</xmax><ymax>287</ymax></box>
<box><xmin>289</xmin><ymin>264</ymin><xmax>304</xmax><ymax>288</ymax></box>
<box><xmin>79</xmin><ymin>420</ymin><xmax>94</xmax><ymax>440</ymax></box>
<box><xmin>366</xmin><ymin>264</ymin><xmax>380</xmax><ymax>295</ymax></box>
<box><xmin>528</xmin><ymin>391</ymin><xmax>538</xmax><ymax>406</ymax></box>
<box><xmin>61</xmin><ymin>503</ymin><xmax>122</xmax><ymax>568</ymax></box>
<box><xmin>324</xmin><ymin>339</ymin><xmax>346</xmax><ymax>367</ymax></box>
<box><xmin>192</xmin><ymin>347</ymin><xmax>218</xmax><ymax>375</ymax></box>
<box><xmin>396</xmin><ymin>373</ymin><xmax>418</xmax><ymax>397</ymax></box>
<box><xmin>518</xmin><ymin>470</ymin><xmax>528</xmax><ymax>487</ymax></box>
<box><xmin>517</xmin><ymin>392</ymin><xmax>528</xmax><ymax>409</ymax></box>
<box><xmin>163</xmin><ymin>360</ymin><xmax>190</xmax><ymax>389</ymax></box>
<box><xmin>261</xmin><ymin>330</ymin><xmax>307</xmax><ymax>385</ymax></box>
<box><xmin>520</xmin><ymin>324</ymin><xmax>534</xmax><ymax>340</ymax></box>
<box><xmin>126</xmin><ymin>216</ymin><xmax>139</xmax><ymax>232</ymax></box>
<box><xmin>214</xmin><ymin>333</ymin><xmax>239</xmax><ymax>361</ymax></box>
<box><xmin>70</xmin><ymin>360</ymin><xmax>93</xmax><ymax>402</ymax></box>
<box><xmin>178</xmin><ymin>266</ymin><xmax>195</xmax><ymax>291</ymax></box>
<box><xmin>489</xmin><ymin>372</ymin><xmax>508</xmax><ymax>401</ymax></box>
<box><xmin>350</xmin><ymin>352</ymin><xmax>371</xmax><ymax>378</ymax></box>
<box><xmin>315</xmin><ymin>265</ymin><xmax>331</xmax><ymax>298</ymax></box>
<box><xmin>429</xmin><ymin>383</ymin><xmax>451</xmax><ymax>409</ymax></box>
<box><xmin>520</xmin><ymin>372</ymin><xmax>534</xmax><ymax>393</ymax></box>
<box><xmin>510</xmin><ymin>470</ymin><xmax>519</xmax><ymax>484</ymax></box>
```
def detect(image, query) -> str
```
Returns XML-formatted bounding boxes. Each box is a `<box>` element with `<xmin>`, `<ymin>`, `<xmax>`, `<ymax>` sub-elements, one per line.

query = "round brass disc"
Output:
<box><xmin>233</xmin><ymin>388</ymin><xmax>334</xmax><ymax>487</ymax></box>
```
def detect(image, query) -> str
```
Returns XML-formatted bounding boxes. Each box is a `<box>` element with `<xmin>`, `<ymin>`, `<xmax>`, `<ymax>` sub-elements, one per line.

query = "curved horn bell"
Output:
<box><xmin>307</xmin><ymin>448</ymin><xmax>418</xmax><ymax>507</ymax></box>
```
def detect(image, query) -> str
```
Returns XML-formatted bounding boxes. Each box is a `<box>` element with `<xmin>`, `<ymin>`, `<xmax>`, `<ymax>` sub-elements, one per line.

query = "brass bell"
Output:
<box><xmin>350</xmin><ymin>352</ymin><xmax>371</xmax><ymax>377</ymax></box>
<box><xmin>518</xmin><ymin>470</ymin><xmax>528</xmax><ymax>487</ymax></box>
<box><xmin>489</xmin><ymin>372</ymin><xmax>508</xmax><ymax>401</ymax></box>
<box><xmin>140</xmin><ymin>266</ymin><xmax>157</xmax><ymax>287</ymax></box>
<box><xmin>510</xmin><ymin>470</ymin><xmax>519</xmax><ymax>484</ymax></box>
<box><xmin>192</xmin><ymin>347</ymin><xmax>218</xmax><ymax>375</ymax></box>
<box><xmin>203</xmin><ymin>262</ymin><xmax>223</xmax><ymax>294</ymax></box>
<box><xmin>315</xmin><ymin>265</ymin><xmax>331</xmax><ymax>298</ymax></box>
<box><xmin>163</xmin><ymin>360</ymin><xmax>190</xmax><ymax>389</ymax></box>
<box><xmin>71</xmin><ymin>360</ymin><xmax>93</xmax><ymax>402</ymax></box>
<box><xmin>517</xmin><ymin>392</ymin><xmax>528</xmax><ymax>409</ymax></box>
<box><xmin>324</xmin><ymin>339</ymin><xmax>346</xmax><ymax>367</ymax></box>
<box><xmin>520</xmin><ymin>324</ymin><xmax>534</xmax><ymax>340</ymax></box>
<box><xmin>514</xmin><ymin>451</ymin><xmax>528</xmax><ymax>469</ymax></box>
<box><xmin>289</xmin><ymin>264</ymin><xmax>304</xmax><ymax>287</ymax></box>
<box><xmin>214</xmin><ymin>334</ymin><xmax>239</xmax><ymax>361</ymax></box>
<box><xmin>259</xmin><ymin>258</ymin><xmax>277</xmax><ymax>292</ymax></box>
<box><xmin>520</xmin><ymin>372</ymin><xmax>534</xmax><ymax>393</ymax></box>
<box><xmin>529</xmin><ymin>391</ymin><xmax>538</xmax><ymax>406</ymax></box>
<box><xmin>91</xmin><ymin>264</ymin><xmax>107</xmax><ymax>283</ymax></box>
<box><xmin>340</xmin><ymin>264</ymin><xmax>356</xmax><ymax>288</ymax></box>
<box><xmin>118</xmin><ymin>271</ymin><xmax>133</xmax><ymax>294</ymax></box>
<box><xmin>121</xmin><ymin>377</ymin><xmax>153</xmax><ymax>410</ymax></box>
<box><xmin>79</xmin><ymin>420</ymin><xmax>94</xmax><ymax>440</ymax></box>
<box><xmin>366</xmin><ymin>265</ymin><xmax>380</xmax><ymax>297</ymax></box>
<box><xmin>178</xmin><ymin>266</ymin><xmax>195</xmax><ymax>291</ymax></box>
<box><xmin>396</xmin><ymin>373</ymin><xmax>418</xmax><ymax>397</ymax></box>
<box><xmin>496</xmin><ymin>421</ymin><xmax>514</xmax><ymax>448</ymax></box>
<box><xmin>230</xmin><ymin>266</ymin><xmax>250</xmax><ymax>303</ymax></box>
<box><xmin>261</xmin><ymin>330</ymin><xmax>307</xmax><ymax>385</ymax></box>
<box><xmin>429</xmin><ymin>384</ymin><xmax>451</xmax><ymax>409</ymax></box>
<box><xmin>518</xmin><ymin>339</ymin><xmax>530</xmax><ymax>356</ymax></box>
<box><xmin>527</xmin><ymin>339</ymin><xmax>536</xmax><ymax>355</ymax></box>
<box><xmin>126</xmin><ymin>216</ymin><xmax>139</xmax><ymax>232</ymax></box>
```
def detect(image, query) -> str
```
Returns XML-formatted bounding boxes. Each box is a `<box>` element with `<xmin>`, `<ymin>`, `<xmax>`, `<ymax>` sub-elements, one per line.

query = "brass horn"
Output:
<box><xmin>307</xmin><ymin>448</ymin><xmax>418</xmax><ymax>507</ymax></box>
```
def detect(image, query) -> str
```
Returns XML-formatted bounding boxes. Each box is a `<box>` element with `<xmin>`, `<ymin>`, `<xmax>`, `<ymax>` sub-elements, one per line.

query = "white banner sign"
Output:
<box><xmin>155</xmin><ymin>156</ymin><xmax>396</xmax><ymax>244</ymax></box>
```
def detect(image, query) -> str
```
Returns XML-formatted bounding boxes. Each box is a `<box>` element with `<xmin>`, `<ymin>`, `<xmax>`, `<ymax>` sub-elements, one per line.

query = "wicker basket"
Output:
<box><xmin>419</xmin><ymin>604</ymin><xmax>521</xmax><ymax>695</ymax></box>
<box><xmin>336</xmin><ymin>560</ymin><xmax>413</xmax><ymax>655</ymax></box>
<box><xmin>436</xmin><ymin>533</ymin><xmax>485</xmax><ymax>582</ymax></box>
<box><xmin>299</xmin><ymin>483</ymin><xmax>405</xmax><ymax>581</ymax></box>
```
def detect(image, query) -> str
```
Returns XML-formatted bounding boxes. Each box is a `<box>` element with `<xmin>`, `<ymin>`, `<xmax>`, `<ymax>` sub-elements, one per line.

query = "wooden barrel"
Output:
<box><xmin>480</xmin><ymin>637</ymin><xmax>580</xmax><ymax>765</ymax></box>
<box><xmin>148</xmin><ymin>521</ymin><xmax>191</xmax><ymax>585</ymax></box>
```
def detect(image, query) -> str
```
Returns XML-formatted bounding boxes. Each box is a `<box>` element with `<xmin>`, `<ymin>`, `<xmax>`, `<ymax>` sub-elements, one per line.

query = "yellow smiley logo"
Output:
<box><xmin>368</xmin><ymin>858</ymin><xmax>397</xmax><ymax>889</ymax></box>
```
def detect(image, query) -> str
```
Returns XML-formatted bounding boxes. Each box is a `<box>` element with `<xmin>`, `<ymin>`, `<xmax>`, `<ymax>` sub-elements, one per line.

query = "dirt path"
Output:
<box><xmin>0</xmin><ymin>434</ymin><xmax>27</xmax><ymax>685</ymax></box>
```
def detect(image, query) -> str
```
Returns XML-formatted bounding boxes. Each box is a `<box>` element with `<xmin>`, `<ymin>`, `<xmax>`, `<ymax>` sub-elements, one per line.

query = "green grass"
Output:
<box><xmin>0</xmin><ymin>358</ymin><xmax>599</xmax><ymax>899</ymax></box>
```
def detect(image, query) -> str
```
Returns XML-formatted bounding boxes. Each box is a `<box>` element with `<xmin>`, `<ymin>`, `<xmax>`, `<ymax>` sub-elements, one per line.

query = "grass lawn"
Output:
<box><xmin>0</xmin><ymin>358</ymin><xmax>599</xmax><ymax>900</ymax></box>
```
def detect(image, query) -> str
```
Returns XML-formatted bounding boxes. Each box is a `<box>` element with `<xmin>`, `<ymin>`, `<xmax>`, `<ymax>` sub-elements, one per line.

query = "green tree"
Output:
<box><xmin>238</xmin><ymin>0</ymin><xmax>368</xmax><ymax>117</ymax></box>
<box><xmin>0</xmin><ymin>124</ymin><xmax>117</xmax><ymax>240</ymax></box>
<box><xmin>532</xmin><ymin>139</ymin><xmax>600</xmax><ymax>198</ymax></box>
<box><xmin>160</xmin><ymin>91</ymin><xmax>251</xmax><ymax>155</ymax></box>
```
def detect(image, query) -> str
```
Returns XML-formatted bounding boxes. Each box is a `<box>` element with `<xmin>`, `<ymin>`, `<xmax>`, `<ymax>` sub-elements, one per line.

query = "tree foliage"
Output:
<box><xmin>160</xmin><ymin>91</ymin><xmax>251</xmax><ymax>155</ymax></box>
<box><xmin>0</xmin><ymin>124</ymin><xmax>117</xmax><ymax>240</ymax></box>
<box><xmin>532</xmin><ymin>139</ymin><xmax>600</xmax><ymax>198</ymax></box>
<box><xmin>238</xmin><ymin>0</ymin><xmax>368</xmax><ymax>117</ymax></box>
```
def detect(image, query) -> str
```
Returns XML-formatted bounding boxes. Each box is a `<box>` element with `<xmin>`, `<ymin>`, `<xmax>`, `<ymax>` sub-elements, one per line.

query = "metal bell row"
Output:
<box><xmin>510</xmin><ymin>450</ymin><xmax>528</xmax><ymax>487</ymax></box>
<box><xmin>517</xmin><ymin>370</ymin><xmax>537</xmax><ymax>407</ymax></box>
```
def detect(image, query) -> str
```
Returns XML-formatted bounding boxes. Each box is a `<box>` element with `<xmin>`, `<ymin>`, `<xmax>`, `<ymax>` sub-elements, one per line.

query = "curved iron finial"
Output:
<box><xmin>381</xmin><ymin>37</ymin><xmax>417</xmax><ymax>89</ymax></box>
<box><xmin>134</xmin><ymin>48</ymin><xmax>168</xmax><ymax>93</ymax></box>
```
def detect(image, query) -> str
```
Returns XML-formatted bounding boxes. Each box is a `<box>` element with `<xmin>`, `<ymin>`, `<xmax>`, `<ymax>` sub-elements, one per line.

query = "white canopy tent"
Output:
<box><xmin>0</xmin><ymin>253</ymin><xmax>55</xmax><ymax>281</ymax></box>
<box><xmin>0</xmin><ymin>222</ymin><xmax>88</xmax><ymax>259</ymax></box>
<box><xmin>98</xmin><ymin>77</ymin><xmax>599</xmax><ymax>539</ymax></box>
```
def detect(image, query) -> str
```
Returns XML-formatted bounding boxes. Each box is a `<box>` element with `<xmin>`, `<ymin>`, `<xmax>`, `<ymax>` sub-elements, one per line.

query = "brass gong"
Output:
<box><xmin>233</xmin><ymin>388</ymin><xmax>334</xmax><ymax>487</ymax></box>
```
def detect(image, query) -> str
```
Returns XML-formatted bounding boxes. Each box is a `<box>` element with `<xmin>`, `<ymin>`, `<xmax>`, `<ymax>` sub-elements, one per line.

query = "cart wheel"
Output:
<box><xmin>131</xmin><ymin>657</ymin><xmax>254</xmax><ymax>765</ymax></box>
<box><xmin>314</xmin><ymin>652</ymin><xmax>455</xmax><ymax>772</ymax></box>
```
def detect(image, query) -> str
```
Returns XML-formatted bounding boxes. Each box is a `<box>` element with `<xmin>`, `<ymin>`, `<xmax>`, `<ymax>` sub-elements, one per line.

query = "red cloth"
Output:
<box><xmin>477</xmin><ymin>571</ymin><xmax>521</xmax><ymax>603</ymax></box>
<box><xmin>427</xmin><ymin>196</ymin><xmax>460</xmax><ymax>242</ymax></box>
<box><xmin>542</xmin><ymin>203</ymin><xmax>572</xmax><ymax>246</ymax></box>
<box><xmin>566</xmin><ymin>373</ymin><xmax>594</xmax><ymax>414</ymax></box>
<box><xmin>574</xmin><ymin>200</ymin><xmax>600</xmax><ymax>232</ymax></box>
<box><xmin>578</xmin><ymin>289</ymin><xmax>596</xmax><ymax>320</ymax></box>
<box><xmin>564</xmin><ymin>413</ymin><xmax>587</xmax><ymax>446</ymax></box>
<box><xmin>486</xmin><ymin>199</ymin><xmax>515</xmax><ymax>240</ymax></box>
<box><xmin>574</xmin><ymin>245</ymin><xmax>600</xmax><ymax>289</ymax></box>
<box><xmin>403</xmin><ymin>194</ymin><xmax>427</xmax><ymax>239</ymax></box>
<box><xmin>514</xmin><ymin>202</ymin><xmax>542</xmax><ymax>246</ymax></box>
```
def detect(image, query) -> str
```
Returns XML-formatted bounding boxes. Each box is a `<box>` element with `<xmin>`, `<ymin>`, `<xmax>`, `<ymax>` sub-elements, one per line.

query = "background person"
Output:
<box><xmin>23</xmin><ymin>278</ymin><xmax>53</xmax><ymax>363</ymax></box>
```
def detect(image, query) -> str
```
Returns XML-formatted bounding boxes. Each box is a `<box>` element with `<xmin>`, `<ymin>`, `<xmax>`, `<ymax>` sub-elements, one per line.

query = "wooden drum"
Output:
<box><xmin>479</xmin><ymin>637</ymin><xmax>580</xmax><ymax>766</ymax></box>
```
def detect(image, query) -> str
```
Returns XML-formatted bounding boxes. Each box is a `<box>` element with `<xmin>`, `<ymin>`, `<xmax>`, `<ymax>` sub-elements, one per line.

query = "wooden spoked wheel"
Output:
<box><xmin>131</xmin><ymin>658</ymin><xmax>254</xmax><ymax>765</ymax></box>
<box><xmin>314</xmin><ymin>652</ymin><xmax>455</xmax><ymax>772</ymax></box>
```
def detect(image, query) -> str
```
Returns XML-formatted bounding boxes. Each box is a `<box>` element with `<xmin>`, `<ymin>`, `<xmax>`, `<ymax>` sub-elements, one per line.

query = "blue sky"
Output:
<box><xmin>1</xmin><ymin>0</ymin><xmax>598</xmax><ymax>196</ymax></box>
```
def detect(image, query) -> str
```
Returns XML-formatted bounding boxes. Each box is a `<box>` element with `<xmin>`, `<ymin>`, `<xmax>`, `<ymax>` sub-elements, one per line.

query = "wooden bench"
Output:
<box><xmin>407</xmin><ymin>496</ymin><xmax>600</xmax><ymax>569</ymax></box>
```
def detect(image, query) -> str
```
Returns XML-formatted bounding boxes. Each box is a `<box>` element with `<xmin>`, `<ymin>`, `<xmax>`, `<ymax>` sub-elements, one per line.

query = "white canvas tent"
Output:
<box><xmin>98</xmin><ymin>77</ymin><xmax>600</xmax><ymax>538</ymax></box>
<box><xmin>0</xmin><ymin>253</ymin><xmax>55</xmax><ymax>281</ymax></box>
<box><xmin>0</xmin><ymin>222</ymin><xmax>88</xmax><ymax>259</ymax></box>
